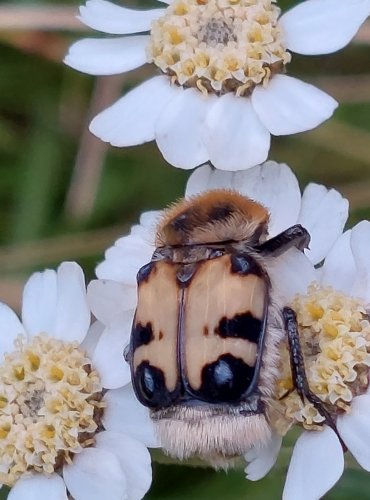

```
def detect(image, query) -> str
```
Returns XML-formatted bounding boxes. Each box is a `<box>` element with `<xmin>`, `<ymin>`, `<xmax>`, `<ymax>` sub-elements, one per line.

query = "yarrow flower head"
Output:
<box><xmin>276</xmin><ymin>284</ymin><xmax>370</xmax><ymax>433</ymax></box>
<box><xmin>269</xmin><ymin>222</ymin><xmax>370</xmax><ymax>500</ymax></box>
<box><xmin>64</xmin><ymin>0</ymin><xmax>370</xmax><ymax>170</ymax></box>
<box><xmin>0</xmin><ymin>262</ymin><xmax>155</xmax><ymax>500</ymax></box>
<box><xmin>149</xmin><ymin>0</ymin><xmax>290</xmax><ymax>94</ymax></box>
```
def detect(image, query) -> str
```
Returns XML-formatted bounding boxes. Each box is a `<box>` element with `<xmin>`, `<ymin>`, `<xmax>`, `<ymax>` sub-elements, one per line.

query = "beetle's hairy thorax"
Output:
<box><xmin>156</xmin><ymin>190</ymin><xmax>269</xmax><ymax>248</ymax></box>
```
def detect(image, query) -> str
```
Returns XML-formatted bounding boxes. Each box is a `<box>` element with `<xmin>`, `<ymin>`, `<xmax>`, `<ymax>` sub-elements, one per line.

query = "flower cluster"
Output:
<box><xmin>0</xmin><ymin>263</ymin><xmax>154</xmax><ymax>500</ymax></box>
<box><xmin>2</xmin><ymin>0</ymin><xmax>370</xmax><ymax>499</ymax></box>
<box><xmin>0</xmin><ymin>333</ymin><xmax>103</xmax><ymax>486</ymax></box>
<box><xmin>3</xmin><ymin>160</ymin><xmax>370</xmax><ymax>499</ymax></box>
<box><xmin>273</xmin><ymin>220</ymin><xmax>370</xmax><ymax>500</ymax></box>
<box><xmin>275</xmin><ymin>284</ymin><xmax>370</xmax><ymax>433</ymax></box>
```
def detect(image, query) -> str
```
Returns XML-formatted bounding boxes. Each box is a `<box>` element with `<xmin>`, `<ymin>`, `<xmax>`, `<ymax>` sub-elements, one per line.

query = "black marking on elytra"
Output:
<box><xmin>199</xmin><ymin>354</ymin><xmax>255</xmax><ymax>403</ymax></box>
<box><xmin>216</xmin><ymin>312</ymin><xmax>262</xmax><ymax>343</ymax></box>
<box><xmin>132</xmin><ymin>322</ymin><xmax>154</xmax><ymax>351</ymax></box>
<box><xmin>203</xmin><ymin>326</ymin><xmax>209</xmax><ymax>337</ymax></box>
<box><xmin>176</xmin><ymin>263</ymin><xmax>198</xmax><ymax>287</ymax></box>
<box><xmin>159</xmin><ymin>331</ymin><xmax>164</xmax><ymax>340</ymax></box>
<box><xmin>230</xmin><ymin>254</ymin><xmax>263</xmax><ymax>276</ymax></box>
<box><xmin>134</xmin><ymin>361</ymin><xmax>174</xmax><ymax>408</ymax></box>
<box><xmin>207</xmin><ymin>204</ymin><xmax>233</xmax><ymax>222</ymax></box>
<box><xmin>137</xmin><ymin>262</ymin><xmax>156</xmax><ymax>284</ymax></box>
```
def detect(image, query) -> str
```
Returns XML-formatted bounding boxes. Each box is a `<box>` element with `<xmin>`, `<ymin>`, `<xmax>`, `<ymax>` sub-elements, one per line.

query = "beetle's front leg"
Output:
<box><xmin>257</xmin><ymin>225</ymin><xmax>310</xmax><ymax>257</ymax></box>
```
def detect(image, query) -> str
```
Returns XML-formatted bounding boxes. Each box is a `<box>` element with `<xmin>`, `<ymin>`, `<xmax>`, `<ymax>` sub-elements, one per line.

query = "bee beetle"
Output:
<box><xmin>129</xmin><ymin>190</ymin><xmax>332</xmax><ymax>465</ymax></box>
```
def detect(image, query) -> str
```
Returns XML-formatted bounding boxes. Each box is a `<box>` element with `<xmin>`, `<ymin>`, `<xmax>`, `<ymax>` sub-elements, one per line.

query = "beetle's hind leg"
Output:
<box><xmin>282</xmin><ymin>307</ymin><xmax>346</xmax><ymax>449</ymax></box>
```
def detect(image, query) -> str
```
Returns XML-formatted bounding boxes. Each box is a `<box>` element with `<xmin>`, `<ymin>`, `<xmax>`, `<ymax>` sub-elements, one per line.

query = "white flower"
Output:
<box><xmin>0</xmin><ymin>262</ymin><xmax>154</xmax><ymax>500</ymax></box>
<box><xmin>64</xmin><ymin>0</ymin><xmax>370</xmax><ymax>171</ymax></box>
<box><xmin>87</xmin><ymin>160</ymin><xmax>348</xmax><ymax>387</ymax></box>
<box><xmin>280</xmin><ymin>222</ymin><xmax>370</xmax><ymax>500</ymax></box>
<box><xmin>243</xmin><ymin>221</ymin><xmax>370</xmax><ymax>499</ymax></box>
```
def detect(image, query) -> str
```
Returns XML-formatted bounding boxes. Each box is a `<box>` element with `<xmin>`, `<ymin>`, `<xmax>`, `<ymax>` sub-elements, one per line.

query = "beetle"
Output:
<box><xmin>129</xmin><ymin>190</ymin><xmax>333</xmax><ymax>464</ymax></box>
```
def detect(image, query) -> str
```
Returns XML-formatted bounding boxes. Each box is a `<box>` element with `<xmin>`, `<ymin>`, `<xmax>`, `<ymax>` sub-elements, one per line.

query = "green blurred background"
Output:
<box><xmin>0</xmin><ymin>0</ymin><xmax>370</xmax><ymax>497</ymax></box>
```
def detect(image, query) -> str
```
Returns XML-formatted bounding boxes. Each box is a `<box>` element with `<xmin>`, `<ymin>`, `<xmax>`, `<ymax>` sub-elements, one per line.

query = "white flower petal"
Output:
<box><xmin>95</xmin><ymin>254</ymin><xmax>143</xmax><ymax>285</ymax></box>
<box><xmin>8</xmin><ymin>474</ymin><xmax>67</xmax><ymax>500</ymax></box>
<box><xmin>268</xmin><ymin>248</ymin><xmax>316</xmax><ymax>303</ymax></box>
<box><xmin>185</xmin><ymin>164</ymin><xmax>236</xmax><ymax>196</ymax></box>
<box><xmin>244</xmin><ymin>433</ymin><xmax>282</xmax><ymax>481</ymax></box>
<box><xmin>53</xmin><ymin>262</ymin><xmax>91</xmax><ymax>343</ymax></box>
<box><xmin>252</xmin><ymin>75</ymin><xmax>338</xmax><ymax>136</ymax></box>
<box><xmin>63</xmin><ymin>448</ymin><xmax>127</xmax><ymax>500</ymax></box>
<box><xmin>156</xmin><ymin>89</ymin><xmax>212</xmax><ymax>169</ymax></box>
<box><xmin>138</xmin><ymin>210</ymin><xmax>161</xmax><ymax>232</ymax></box>
<box><xmin>103</xmin><ymin>385</ymin><xmax>159</xmax><ymax>448</ymax></box>
<box><xmin>87</xmin><ymin>279</ymin><xmax>137</xmax><ymax>325</ymax></box>
<box><xmin>129</xmin><ymin>211</ymin><xmax>160</xmax><ymax>245</ymax></box>
<box><xmin>92</xmin><ymin>312</ymin><xmax>133</xmax><ymax>389</ymax></box>
<box><xmin>0</xmin><ymin>303</ymin><xmax>25</xmax><ymax>358</ymax></box>
<box><xmin>79</xmin><ymin>0</ymin><xmax>165</xmax><ymax>35</ymax></box>
<box><xmin>96</xmin><ymin>234</ymin><xmax>154</xmax><ymax>285</ymax></box>
<box><xmin>350</xmin><ymin>221</ymin><xmax>370</xmax><ymax>301</ymax></box>
<box><xmin>96</xmin><ymin>431</ymin><xmax>152</xmax><ymax>500</ymax></box>
<box><xmin>204</xmin><ymin>94</ymin><xmax>270</xmax><ymax>171</ymax></box>
<box><xmin>22</xmin><ymin>269</ymin><xmax>57</xmax><ymax>337</ymax></box>
<box><xmin>90</xmin><ymin>76</ymin><xmax>177</xmax><ymax>147</ymax></box>
<box><xmin>80</xmin><ymin>320</ymin><xmax>104</xmax><ymax>359</ymax></box>
<box><xmin>64</xmin><ymin>36</ymin><xmax>149</xmax><ymax>76</ymax></box>
<box><xmin>283</xmin><ymin>427</ymin><xmax>344</xmax><ymax>500</ymax></box>
<box><xmin>186</xmin><ymin>164</ymin><xmax>257</xmax><ymax>195</ymax></box>
<box><xmin>280</xmin><ymin>0</ymin><xmax>370</xmax><ymax>56</ymax></box>
<box><xmin>337</xmin><ymin>395</ymin><xmax>370</xmax><ymax>471</ymax></box>
<box><xmin>320</xmin><ymin>230</ymin><xmax>356</xmax><ymax>294</ymax></box>
<box><xmin>298</xmin><ymin>183</ymin><xmax>348</xmax><ymax>265</ymax></box>
<box><xmin>234</xmin><ymin>161</ymin><xmax>301</xmax><ymax>237</ymax></box>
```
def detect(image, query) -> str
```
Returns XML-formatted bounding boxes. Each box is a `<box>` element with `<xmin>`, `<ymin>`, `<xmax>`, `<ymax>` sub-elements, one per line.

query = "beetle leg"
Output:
<box><xmin>257</xmin><ymin>224</ymin><xmax>310</xmax><ymax>257</ymax></box>
<box><xmin>282</xmin><ymin>307</ymin><xmax>346</xmax><ymax>449</ymax></box>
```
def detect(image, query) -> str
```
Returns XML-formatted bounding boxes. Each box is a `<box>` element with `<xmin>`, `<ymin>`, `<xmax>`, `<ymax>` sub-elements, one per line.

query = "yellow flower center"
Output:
<box><xmin>148</xmin><ymin>0</ymin><xmax>290</xmax><ymax>96</ymax></box>
<box><xmin>0</xmin><ymin>335</ymin><xmax>104</xmax><ymax>486</ymax></box>
<box><xmin>274</xmin><ymin>284</ymin><xmax>370</xmax><ymax>434</ymax></box>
